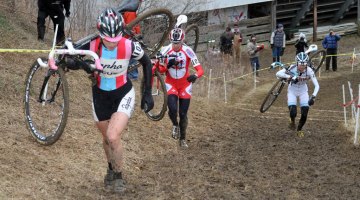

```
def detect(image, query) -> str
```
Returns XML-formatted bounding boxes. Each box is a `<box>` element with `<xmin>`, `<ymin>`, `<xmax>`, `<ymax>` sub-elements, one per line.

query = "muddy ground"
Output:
<box><xmin>1</xmin><ymin>5</ymin><xmax>360</xmax><ymax>200</ymax></box>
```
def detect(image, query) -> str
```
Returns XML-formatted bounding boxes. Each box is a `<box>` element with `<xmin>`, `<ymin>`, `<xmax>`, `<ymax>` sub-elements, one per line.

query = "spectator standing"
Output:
<box><xmin>232</xmin><ymin>24</ymin><xmax>243</xmax><ymax>64</ymax></box>
<box><xmin>270</xmin><ymin>24</ymin><xmax>286</xmax><ymax>62</ymax></box>
<box><xmin>322</xmin><ymin>29</ymin><xmax>341</xmax><ymax>71</ymax></box>
<box><xmin>247</xmin><ymin>34</ymin><xmax>264</xmax><ymax>80</ymax></box>
<box><xmin>219</xmin><ymin>26</ymin><xmax>234</xmax><ymax>62</ymax></box>
<box><xmin>294</xmin><ymin>33</ymin><xmax>308</xmax><ymax>55</ymax></box>
<box><xmin>37</xmin><ymin>0</ymin><xmax>71</xmax><ymax>45</ymax></box>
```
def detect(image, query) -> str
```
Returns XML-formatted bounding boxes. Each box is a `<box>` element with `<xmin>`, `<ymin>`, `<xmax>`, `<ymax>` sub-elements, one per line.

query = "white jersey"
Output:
<box><xmin>276</xmin><ymin>65</ymin><xmax>320</xmax><ymax>106</ymax></box>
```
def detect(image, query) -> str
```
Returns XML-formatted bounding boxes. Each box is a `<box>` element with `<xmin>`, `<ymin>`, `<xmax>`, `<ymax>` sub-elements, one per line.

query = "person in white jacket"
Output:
<box><xmin>276</xmin><ymin>52</ymin><xmax>320</xmax><ymax>137</ymax></box>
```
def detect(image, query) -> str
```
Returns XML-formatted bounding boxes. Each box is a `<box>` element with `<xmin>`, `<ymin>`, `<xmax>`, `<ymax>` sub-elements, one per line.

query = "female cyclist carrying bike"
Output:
<box><xmin>157</xmin><ymin>28</ymin><xmax>204</xmax><ymax>148</ymax></box>
<box><xmin>90</xmin><ymin>8</ymin><xmax>153</xmax><ymax>193</ymax></box>
<box><xmin>276</xmin><ymin>52</ymin><xmax>319</xmax><ymax>137</ymax></box>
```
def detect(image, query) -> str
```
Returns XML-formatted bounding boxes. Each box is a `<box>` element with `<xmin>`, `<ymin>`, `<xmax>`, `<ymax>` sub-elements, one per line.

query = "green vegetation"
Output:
<box><xmin>0</xmin><ymin>15</ymin><xmax>7</xmax><ymax>27</ymax></box>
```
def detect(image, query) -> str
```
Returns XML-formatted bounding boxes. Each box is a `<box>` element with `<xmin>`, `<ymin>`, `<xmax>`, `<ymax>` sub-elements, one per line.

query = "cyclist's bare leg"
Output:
<box><xmin>97</xmin><ymin>112</ymin><xmax>129</xmax><ymax>172</ymax></box>
<box><xmin>96</xmin><ymin>121</ymin><xmax>111</xmax><ymax>162</ymax></box>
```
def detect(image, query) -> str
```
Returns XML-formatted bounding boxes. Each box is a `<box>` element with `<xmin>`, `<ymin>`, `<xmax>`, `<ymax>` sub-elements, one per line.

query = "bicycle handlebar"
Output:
<box><xmin>152</xmin><ymin>53</ymin><xmax>178</xmax><ymax>59</ymax></box>
<box><xmin>37</xmin><ymin>39</ymin><xmax>103</xmax><ymax>71</ymax></box>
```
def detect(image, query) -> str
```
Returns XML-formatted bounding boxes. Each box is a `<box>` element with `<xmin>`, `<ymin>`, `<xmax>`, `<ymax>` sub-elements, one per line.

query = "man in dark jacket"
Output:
<box><xmin>220</xmin><ymin>26</ymin><xmax>234</xmax><ymax>62</ymax></box>
<box><xmin>37</xmin><ymin>0</ymin><xmax>71</xmax><ymax>45</ymax></box>
<box><xmin>322</xmin><ymin>29</ymin><xmax>341</xmax><ymax>71</ymax></box>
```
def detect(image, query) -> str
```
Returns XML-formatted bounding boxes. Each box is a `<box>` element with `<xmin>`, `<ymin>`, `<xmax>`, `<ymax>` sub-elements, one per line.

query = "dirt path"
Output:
<box><xmin>1</xmin><ymin>6</ymin><xmax>360</xmax><ymax>199</ymax></box>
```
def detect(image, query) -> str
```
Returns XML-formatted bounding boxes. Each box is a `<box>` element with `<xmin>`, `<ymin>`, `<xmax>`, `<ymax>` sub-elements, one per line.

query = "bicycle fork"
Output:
<box><xmin>38</xmin><ymin>70</ymin><xmax>61</xmax><ymax>105</ymax></box>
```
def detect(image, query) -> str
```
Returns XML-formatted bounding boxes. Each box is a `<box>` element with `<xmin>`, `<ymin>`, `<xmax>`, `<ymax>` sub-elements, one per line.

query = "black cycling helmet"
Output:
<box><xmin>169</xmin><ymin>28</ymin><xmax>185</xmax><ymax>43</ymax></box>
<box><xmin>97</xmin><ymin>8</ymin><xmax>124</xmax><ymax>42</ymax></box>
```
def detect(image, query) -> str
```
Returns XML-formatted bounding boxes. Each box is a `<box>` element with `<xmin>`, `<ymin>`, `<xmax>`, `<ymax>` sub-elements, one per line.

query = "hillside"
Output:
<box><xmin>1</xmin><ymin>6</ymin><xmax>360</xmax><ymax>199</ymax></box>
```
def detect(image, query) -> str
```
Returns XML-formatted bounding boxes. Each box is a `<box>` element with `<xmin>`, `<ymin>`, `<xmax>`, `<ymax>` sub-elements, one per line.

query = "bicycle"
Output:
<box><xmin>24</xmin><ymin>7</ymin><xmax>175</xmax><ymax>145</ymax></box>
<box><xmin>184</xmin><ymin>24</ymin><xmax>200</xmax><ymax>52</ymax></box>
<box><xmin>259</xmin><ymin>44</ymin><xmax>325</xmax><ymax>113</ymax></box>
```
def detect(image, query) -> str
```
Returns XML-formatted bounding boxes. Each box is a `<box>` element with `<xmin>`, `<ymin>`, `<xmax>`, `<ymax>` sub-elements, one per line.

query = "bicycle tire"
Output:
<box><xmin>126</xmin><ymin>8</ymin><xmax>174</xmax><ymax>57</ymax></box>
<box><xmin>260</xmin><ymin>79</ymin><xmax>286</xmax><ymax>113</ymax></box>
<box><xmin>24</xmin><ymin>59</ymin><xmax>69</xmax><ymax>145</ymax></box>
<box><xmin>185</xmin><ymin>24</ymin><xmax>200</xmax><ymax>52</ymax></box>
<box><xmin>309</xmin><ymin>50</ymin><xmax>326</xmax><ymax>73</ymax></box>
<box><xmin>140</xmin><ymin>70</ymin><xmax>167</xmax><ymax>121</ymax></box>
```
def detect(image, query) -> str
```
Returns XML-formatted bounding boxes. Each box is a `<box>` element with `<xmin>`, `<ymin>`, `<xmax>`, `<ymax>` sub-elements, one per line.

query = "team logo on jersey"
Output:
<box><xmin>185</xmin><ymin>49</ymin><xmax>195</xmax><ymax>58</ymax></box>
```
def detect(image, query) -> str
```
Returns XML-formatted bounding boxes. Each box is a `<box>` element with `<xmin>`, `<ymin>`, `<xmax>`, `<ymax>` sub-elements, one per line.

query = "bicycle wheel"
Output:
<box><xmin>185</xmin><ymin>24</ymin><xmax>200</xmax><ymax>52</ymax></box>
<box><xmin>141</xmin><ymin>70</ymin><xmax>167</xmax><ymax>121</ymax></box>
<box><xmin>309</xmin><ymin>50</ymin><xmax>326</xmax><ymax>73</ymax></box>
<box><xmin>126</xmin><ymin>8</ymin><xmax>174</xmax><ymax>57</ymax></box>
<box><xmin>259</xmin><ymin>79</ymin><xmax>286</xmax><ymax>113</ymax></box>
<box><xmin>24</xmin><ymin>59</ymin><xmax>69</xmax><ymax>145</ymax></box>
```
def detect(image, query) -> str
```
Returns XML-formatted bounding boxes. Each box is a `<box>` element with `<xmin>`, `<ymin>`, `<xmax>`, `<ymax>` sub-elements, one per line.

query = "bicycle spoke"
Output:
<box><xmin>126</xmin><ymin>8</ymin><xmax>174</xmax><ymax>57</ymax></box>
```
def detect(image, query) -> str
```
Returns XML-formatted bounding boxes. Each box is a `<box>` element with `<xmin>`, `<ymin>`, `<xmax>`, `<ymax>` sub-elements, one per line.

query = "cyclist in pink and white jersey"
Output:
<box><xmin>157</xmin><ymin>28</ymin><xmax>204</xmax><ymax>148</ymax></box>
<box><xmin>90</xmin><ymin>8</ymin><xmax>153</xmax><ymax>193</ymax></box>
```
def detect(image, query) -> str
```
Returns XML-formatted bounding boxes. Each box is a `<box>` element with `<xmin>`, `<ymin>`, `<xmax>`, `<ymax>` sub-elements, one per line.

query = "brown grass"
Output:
<box><xmin>2</xmin><ymin>5</ymin><xmax>360</xmax><ymax>200</ymax></box>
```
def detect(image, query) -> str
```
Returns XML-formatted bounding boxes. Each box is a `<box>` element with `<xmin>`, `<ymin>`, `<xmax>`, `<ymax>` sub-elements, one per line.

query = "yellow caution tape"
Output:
<box><xmin>0</xmin><ymin>49</ymin><xmax>51</xmax><ymax>53</ymax></box>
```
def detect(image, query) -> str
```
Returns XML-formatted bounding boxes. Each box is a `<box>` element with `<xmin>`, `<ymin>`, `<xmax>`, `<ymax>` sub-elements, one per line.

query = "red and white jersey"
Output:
<box><xmin>159</xmin><ymin>44</ymin><xmax>203</xmax><ymax>84</ymax></box>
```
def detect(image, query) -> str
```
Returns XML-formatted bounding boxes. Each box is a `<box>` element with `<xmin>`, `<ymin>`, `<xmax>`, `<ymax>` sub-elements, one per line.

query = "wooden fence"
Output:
<box><xmin>189</xmin><ymin>16</ymin><xmax>272</xmax><ymax>53</ymax></box>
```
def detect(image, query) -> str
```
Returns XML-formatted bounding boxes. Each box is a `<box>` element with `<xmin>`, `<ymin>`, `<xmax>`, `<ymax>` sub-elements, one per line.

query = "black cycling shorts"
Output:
<box><xmin>92</xmin><ymin>80</ymin><xmax>134</xmax><ymax>121</ymax></box>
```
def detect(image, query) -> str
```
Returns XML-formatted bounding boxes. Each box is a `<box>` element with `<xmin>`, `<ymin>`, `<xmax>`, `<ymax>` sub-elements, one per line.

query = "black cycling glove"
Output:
<box><xmin>167</xmin><ymin>58</ymin><xmax>176</xmax><ymax>69</ymax></box>
<box><xmin>308</xmin><ymin>95</ymin><xmax>316</xmax><ymax>106</ymax></box>
<box><xmin>141</xmin><ymin>89</ymin><xmax>154</xmax><ymax>113</ymax></box>
<box><xmin>187</xmin><ymin>74</ymin><xmax>198</xmax><ymax>83</ymax></box>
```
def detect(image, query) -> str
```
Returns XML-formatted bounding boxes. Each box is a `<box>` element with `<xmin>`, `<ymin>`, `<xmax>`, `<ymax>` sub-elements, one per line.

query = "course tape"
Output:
<box><xmin>202</xmin><ymin>51</ymin><xmax>357</xmax><ymax>82</ymax></box>
<box><xmin>0</xmin><ymin>49</ymin><xmax>51</xmax><ymax>53</ymax></box>
<box><xmin>341</xmin><ymin>96</ymin><xmax>359</xmax><ymax>107</ymax></box>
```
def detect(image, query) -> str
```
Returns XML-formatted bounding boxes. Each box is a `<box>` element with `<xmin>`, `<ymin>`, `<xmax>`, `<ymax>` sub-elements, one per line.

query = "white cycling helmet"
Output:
<box><xmin>169</xmin><ymin>28</ymin><xmax>185</xmax><ymax>43</ymax></box>
<box><xmin>295</xmin><ymin>52</ymin><xmax>309</xmax><ymax>65</ymax></box>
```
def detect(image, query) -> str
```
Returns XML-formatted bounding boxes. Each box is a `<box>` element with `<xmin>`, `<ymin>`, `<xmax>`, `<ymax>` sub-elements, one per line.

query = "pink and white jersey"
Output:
<box><xmin>90</xmin><ymin>37</ymin><xmax>144</xmax><ymax>91</ymax></box>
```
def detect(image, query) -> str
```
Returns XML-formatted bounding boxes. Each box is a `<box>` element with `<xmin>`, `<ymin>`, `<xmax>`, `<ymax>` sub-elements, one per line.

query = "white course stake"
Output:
<box><xmin>223</xmin><ymin>73</ymin><xmax>227</xmax><ymax>103</ymax></box>
<box><xmin>208</xmin><ymin>69</ymin><xmax>212</xmax><ymax>99</ymax></box>
<box><xmin>343</xmin><ymin>84</ymin><xmax>347</xmax><ymax>126</ymax></box>
<box><xmin>348</xmin><ymin>81</ymin><xmax>356</xmax><ymax>119</ymax></box>
<box><xmin>352</xmin><ymin>48</ymin><xmax>356</xmax><ymax>73</ymax></box>
<box><xmin>354</xmin><ymin>85</ymin><xmax>360</xmax><ymax>145</ymax></box>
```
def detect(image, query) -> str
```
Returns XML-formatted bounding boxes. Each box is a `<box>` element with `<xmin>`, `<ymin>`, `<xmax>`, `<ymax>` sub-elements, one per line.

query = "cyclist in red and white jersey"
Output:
<box><xmin>89</xmin><ymin>8</ymin><xmax>153</xmax><ymax>193</ymax></box>
<box><xmin>157</xmin><ymin>28</ymin><xmax>204</xmax><ymax>148</ymax></box>
<box><xmin>276</xmin><ymin>52</ymin><xmax>319</xmax><ymax>137</ymax></box>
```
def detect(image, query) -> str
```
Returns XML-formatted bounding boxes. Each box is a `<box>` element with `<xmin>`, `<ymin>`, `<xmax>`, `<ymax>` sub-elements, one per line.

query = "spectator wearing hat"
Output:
<box><xmin>270</xmin><ymin>24</ymin><xmax>286</xmax><ymax>62</ymax></box>
<box><xmin>232</xmin><ymin>24</ymin><xmax>243</xmax><ymax>64</ymax></box>
<box><xmin>322</xmin><ymin>29</ymin><xmax>341</xmax><ymax>71</ymax></box>
<box><xmin>247</xmin><ymin>34</ymin><xmax>264</xmax><ymax>79</ymax></box>
<box><xmin>294</xmin><ymin>33</ymin><xmax>309</xmax><ymax>55</ymax></box>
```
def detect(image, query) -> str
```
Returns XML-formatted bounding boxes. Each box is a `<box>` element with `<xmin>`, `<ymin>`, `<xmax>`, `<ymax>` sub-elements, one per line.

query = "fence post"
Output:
<box><xmin>223</xmin><ymin>73</ymin><xmax>227</xmax><ymax>103</ymax></box>
<box><xmin>343</xmin><ymin>84</ymin><xmax>347</xmax><ymax>126</ymax></box>
<box><xmin>208</xmin><ymin>69</ymin><xmax>212</xmax><ymax>99</ymax></box>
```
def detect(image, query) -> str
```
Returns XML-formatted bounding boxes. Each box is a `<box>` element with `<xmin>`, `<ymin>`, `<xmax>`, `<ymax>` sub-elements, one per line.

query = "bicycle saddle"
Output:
<box><xmin>117</xmin><ymin>0</ymin><xmax>140</xmax><ymax>13</ymax></box>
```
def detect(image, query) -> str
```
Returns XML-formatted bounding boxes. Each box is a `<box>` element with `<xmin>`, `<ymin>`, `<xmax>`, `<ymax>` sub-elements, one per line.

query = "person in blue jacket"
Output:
<box><xmin>322</xmin><ymin>29</ymin><xmax>341</xmax><ymax>71</ymax></box>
